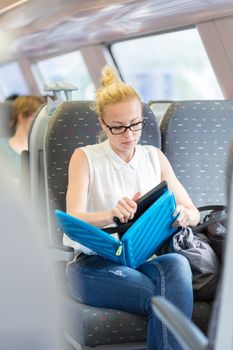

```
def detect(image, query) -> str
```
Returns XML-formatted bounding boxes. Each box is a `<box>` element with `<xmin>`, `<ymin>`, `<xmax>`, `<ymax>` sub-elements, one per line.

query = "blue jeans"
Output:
<box><xmin>66</xmin><ymin>253</ymin><xmax>193</xmax><ymax>350</ymax></box>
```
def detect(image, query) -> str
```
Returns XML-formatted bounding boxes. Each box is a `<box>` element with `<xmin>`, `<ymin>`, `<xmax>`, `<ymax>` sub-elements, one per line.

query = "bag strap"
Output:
<box><xmin>197</xmin><ymin>205</ymin><xmax>226</xmax><ymax>212</ymax></box>
<box><xmin>104</xmin><ymin>205</ymin><xmax>227</xmax><ymax>235</ymax></box>
<box><xmin>102</xmin><ymin>222</ymin><xmax>131</xmax><ymax>235</ymax></box>
<box><xmin>193</xmin><ymin>205</ymin><xmax>227</xmax><ymax>233</ymax></box>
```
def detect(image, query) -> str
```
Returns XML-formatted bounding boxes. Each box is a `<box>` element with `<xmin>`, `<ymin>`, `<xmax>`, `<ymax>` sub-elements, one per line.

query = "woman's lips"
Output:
<box><xmin>121</xmin><ymin>140</ymin><xmax>134</xmax><ymax>146</ymax></box>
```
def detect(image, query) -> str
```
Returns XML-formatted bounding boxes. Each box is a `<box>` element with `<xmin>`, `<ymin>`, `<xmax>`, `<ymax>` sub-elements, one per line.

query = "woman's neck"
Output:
<box><xmin>109</xmin><ymin>141</ymin><xmax>136</xmax><ymax>163</ymax></box>
<box><xmin>9</xmin><ymin>126</ymin><xmax>28</xmax><ymax>153</ymax></box>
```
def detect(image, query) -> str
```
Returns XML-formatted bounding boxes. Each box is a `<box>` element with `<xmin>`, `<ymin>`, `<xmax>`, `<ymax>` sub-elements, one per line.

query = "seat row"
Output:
<box><xmin>21</xmin><ymin>99</ymin><xmax>233</xmax><ymax>350</ymax></box>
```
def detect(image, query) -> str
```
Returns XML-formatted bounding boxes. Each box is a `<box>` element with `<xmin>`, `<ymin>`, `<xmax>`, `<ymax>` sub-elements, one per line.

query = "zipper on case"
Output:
<box><xmin>116</xmin><ymin>243</ymin><xmax>123</xmax><ymax>256</ymax></box>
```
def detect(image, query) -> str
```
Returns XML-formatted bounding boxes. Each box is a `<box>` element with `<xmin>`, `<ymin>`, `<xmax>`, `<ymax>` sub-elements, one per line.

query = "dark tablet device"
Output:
<box><xmin>103</xmin><ymin>181</ymin><xmax>168</xmax><ymax>235</ymax></box>
<box><xmin>114</xmin><ymin>180</ymin><xmax>168</xmax><ymax>225</ymax></box>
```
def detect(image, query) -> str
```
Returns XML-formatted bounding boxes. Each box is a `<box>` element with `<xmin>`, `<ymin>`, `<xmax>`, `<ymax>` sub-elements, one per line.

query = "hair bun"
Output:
<box><xmin>101</xmin><ymin>66</ymin><xmax>119</xmax><ymax>88</ymax></box>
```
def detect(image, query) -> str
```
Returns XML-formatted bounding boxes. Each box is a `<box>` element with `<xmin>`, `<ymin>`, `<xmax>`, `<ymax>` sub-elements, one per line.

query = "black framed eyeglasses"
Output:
<box><xmin>102</xmin><ymin>119</ymin><xmax>145</xmax><ymax>135</ymax></box>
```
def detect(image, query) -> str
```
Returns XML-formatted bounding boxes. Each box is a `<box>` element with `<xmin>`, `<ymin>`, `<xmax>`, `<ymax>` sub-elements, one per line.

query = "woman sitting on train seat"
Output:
<box><xmin>0</xmin><ymin>95</ymin><xmax>44</xmax><ymax>179</ymax></box>
<box><xmin>65</xmin><ymin>66</ymin><xmax>200</xmax><ymax>350</ymax></box>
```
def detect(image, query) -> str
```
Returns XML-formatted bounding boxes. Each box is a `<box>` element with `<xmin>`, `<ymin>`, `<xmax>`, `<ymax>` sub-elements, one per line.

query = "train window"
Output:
<box><xmin>111</xmin><ymin>28</ymin><xmax>223</xmax><ymax>102</ymax></box>
<box><xmin>31</xmin><ymin>51</ymin><xmax>95</xmax><ymax>100</ymax></box>
<box><xmin>0</xmin><ymin>62</ymin><xmax>30</xmax><ymax>100</ymax></box>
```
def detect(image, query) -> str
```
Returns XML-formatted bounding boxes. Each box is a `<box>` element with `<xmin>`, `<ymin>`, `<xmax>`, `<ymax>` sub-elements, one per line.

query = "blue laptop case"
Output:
<box><xmin>55</xmin><ymin>187</ymin><xmax>177</xmax><ymax>269</ymax></box>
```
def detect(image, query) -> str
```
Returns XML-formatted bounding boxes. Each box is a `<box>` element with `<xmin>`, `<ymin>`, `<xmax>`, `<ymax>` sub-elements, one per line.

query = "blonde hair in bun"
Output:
<box><xmin>95</xmin><ymin>65</ymin><xmax>141</xmax><ymax>119</ymax></box>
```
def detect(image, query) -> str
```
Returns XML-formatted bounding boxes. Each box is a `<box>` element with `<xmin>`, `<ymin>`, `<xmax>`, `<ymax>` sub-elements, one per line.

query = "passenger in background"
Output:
<box><xmin>0</xmin><ymin>95</ymin><xmax>44</xmax><ymax>179</ymax></box>
<box><xmin>65</xmin><ymin>66</ymin><xmax>200</xmax><ymax>350</ymax></box>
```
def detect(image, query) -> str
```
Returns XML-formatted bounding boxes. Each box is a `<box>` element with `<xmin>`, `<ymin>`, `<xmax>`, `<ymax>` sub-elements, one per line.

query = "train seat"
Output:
<box><xmin>28</xmin><ymin>104</ymin><xmax>50</xmax><ymax>222</ymax></box>
<box><xmin>20</xmin><ymin>104</ymin><xmax>48</xmax><ymax>220</ymax></box>
<box><xmin>148</xmin><ymin>100</ymin><xmax>173</xmax><ymax>125</ymax></box>
<box><xmin>20</xmin><ymin>88</ymin><xmax>78</xmax><ymax>220</ymax></box>
<box><xmin>43</xmin><ymin>100</ymin><xmax>161</xmax><ymax>349</ymax></box>
<box><xmin>159</xmin><ymin>100</ymin><xmax>233</xmax><ymax>334</ymax></box>
<box><xmin>160</xmin><ymin>100</ymin><xmax>233</xmax><ymax>207</ymax></box>
<box><xmin>151</xmin><ymin>138</ymin><xmax>233</xmax><ymax>350</ymax></box>
<box><xmin>0</xmin><ymin>101</ymin><xmax>14</xmax><ymax>138</ymax></box>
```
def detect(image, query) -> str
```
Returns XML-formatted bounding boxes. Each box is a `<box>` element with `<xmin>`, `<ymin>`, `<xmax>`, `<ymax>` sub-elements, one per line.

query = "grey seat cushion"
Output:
<box><xmin>64</xmin><ymin>298</ymin><xmax>148</xmax><ymax>347</ymax></box>
<box><xmin>63</xmin><ymin>296</ymin><xmax>211</xmax><ymax>347</ymax></box>
<box><xmin>56</xmin><ymin>253</ymin><xmax>211</xmax><ymax>348</ymax></box>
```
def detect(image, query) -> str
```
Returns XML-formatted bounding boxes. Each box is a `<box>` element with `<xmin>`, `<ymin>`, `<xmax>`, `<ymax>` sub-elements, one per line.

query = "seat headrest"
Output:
<box><xmin>0</xmin><ymin>101</ymin><xmax>14</xmax><ymax>138</ymax></box>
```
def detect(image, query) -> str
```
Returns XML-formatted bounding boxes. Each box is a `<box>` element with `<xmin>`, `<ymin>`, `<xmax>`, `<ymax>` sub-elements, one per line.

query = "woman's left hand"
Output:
<box><xmin>172</xmin><ymin>205</ymin><xmax>191</xmax><ymax>228</ymax></box>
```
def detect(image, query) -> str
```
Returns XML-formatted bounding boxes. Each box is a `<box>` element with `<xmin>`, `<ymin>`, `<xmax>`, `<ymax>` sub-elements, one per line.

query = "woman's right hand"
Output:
<box><xmin>111</xmin><ymin>192</ymin><xmax>141</xmax><ymax>223</ymax></box>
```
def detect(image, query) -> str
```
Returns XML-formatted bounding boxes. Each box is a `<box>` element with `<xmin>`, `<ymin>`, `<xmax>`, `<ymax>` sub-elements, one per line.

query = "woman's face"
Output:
<box><xmin>100</xmin><ymin>99</ymin><xmax>143</xmax><ymax>161</ymax></box>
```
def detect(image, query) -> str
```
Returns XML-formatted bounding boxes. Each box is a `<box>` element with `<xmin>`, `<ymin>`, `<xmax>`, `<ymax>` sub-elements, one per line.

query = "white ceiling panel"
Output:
<box><xmin>0</xmin><ymin>0</ymin><xmax>233</xmax><ymax>63</ymax></box>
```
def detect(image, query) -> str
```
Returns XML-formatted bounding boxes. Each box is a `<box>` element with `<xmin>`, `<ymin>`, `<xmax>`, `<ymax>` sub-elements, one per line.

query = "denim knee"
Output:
<box><xmin>157</xmin><ymin>253</ymin><xmax>193</xmax><ymax>316</ymax></box>
<box><xmin>139</xmin><ymin>253</ymin><xmax>192</xmax><ymax>298</ymax></box>
<box><xmin>164</xmin><ymin>253</ymin><xmax>192</xmax><ymax>279</ymax></box>
<box><xmin>162</xmin><ymin>253</ymin><xmax>192</xmax><ymax>290</ymax></box>
<box><xmin>141</xmin><ymin>253</ymin><xmax>192</xmax><ymax>283</ymax></box>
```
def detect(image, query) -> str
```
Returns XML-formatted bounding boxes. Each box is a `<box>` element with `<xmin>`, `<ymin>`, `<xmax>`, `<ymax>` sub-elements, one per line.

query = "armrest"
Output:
<box><xmin>20</xmin><ymin>150</ymin><xmax>30</xmax><ymax>200</ymax></box>
<box><xmin>49</xmin><ymin>244</ymin><xmax>74</xmax><ymax>262</ymax></box>
<box><xmin>152</xmin><ymin>297</ymin><xmax>209</xmax><ymax>350</ymax></box>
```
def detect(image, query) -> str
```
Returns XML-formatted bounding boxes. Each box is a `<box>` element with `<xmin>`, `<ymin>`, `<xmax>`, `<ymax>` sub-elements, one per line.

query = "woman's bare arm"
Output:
<box><xmin>66</xmin><ymin>149</ymin><xmax>139</xmax><ymax>227</ymax></box>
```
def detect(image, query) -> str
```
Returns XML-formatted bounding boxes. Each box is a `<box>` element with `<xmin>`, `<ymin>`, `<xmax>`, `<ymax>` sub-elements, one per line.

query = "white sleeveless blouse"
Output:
<box><xmin>63</xmin><ymin>140</ymin><xmax>161</xmax><ymax>253</ymax></box>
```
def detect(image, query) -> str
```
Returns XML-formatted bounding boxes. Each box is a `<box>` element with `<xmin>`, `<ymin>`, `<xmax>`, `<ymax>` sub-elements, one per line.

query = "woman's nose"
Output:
<box><xmin>124</xmin><ymin>127</ymin><xmax>133</xmax><ymax>135</ymax></box>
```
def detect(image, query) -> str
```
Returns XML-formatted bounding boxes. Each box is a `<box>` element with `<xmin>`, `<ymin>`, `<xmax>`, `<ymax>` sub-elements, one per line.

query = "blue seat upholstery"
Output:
<box><xmin>43</xmin><ymin>100</ymin><xmax>161</xmax><ymax>349</ymax></box>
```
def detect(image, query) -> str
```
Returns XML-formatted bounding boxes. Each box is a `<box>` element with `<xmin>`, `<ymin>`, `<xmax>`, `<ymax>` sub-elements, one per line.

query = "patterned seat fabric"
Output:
<box><xmin>44</xmin><ymin>100</ymin><xmax>160</xmax><ymax>348</ymax></box>
<box><xmin>64</xmin><ymin>295</ymin><xmax>210</xmax><ymax>347</ymax></box>
<box><xmin>160</xmin><ymin>100</ymin><xmax>233</xmax><ymax>337</ymax></box>
<box><xmin>65</xmin><ymin>297</ymin><xmax>147</xmax><ymax>347</ymax></box>
<box><xmin>161</xmin><ymin>100</ymin><xmax>233</xmax><ymax>207</ymax></box>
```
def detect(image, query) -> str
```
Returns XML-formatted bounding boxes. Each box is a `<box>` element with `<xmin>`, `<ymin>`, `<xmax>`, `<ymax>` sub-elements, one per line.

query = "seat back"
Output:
<box><xmin>22</xmin><ymin>96</ymin><xmax>72</xmax><ymax>229</ymax></box>
<box><xmin>161</xmin><ymin>100</ymin><xmax>233</xmax><ymax>207</ymax></box>
<box><xmin>151</xmin><ymin>137</ymin><xmax>233</xmax><ymax>350</ymax></box>
<box><xmin>148</xmin><ymin>100</ymin><xmax>173</xmax><ymax>125</ymax></box>
<box><xmin>44</xmin><ymin>100</ymin><xmax>161</xmax><ymax>246</ymax></box>
<box><xmin>28</xmin><ymin>104</ymin><xmax>49</xmax><ymax>216</ymax></box>
<box><xmin>0</xmin><ymin>101</ymin><xmax>14</xmax><ymax>137</ymax></box>
<box><xmin>19</xmin><ymin>104</ymin><xmax>49</xmax><ymax>230</ymax></box>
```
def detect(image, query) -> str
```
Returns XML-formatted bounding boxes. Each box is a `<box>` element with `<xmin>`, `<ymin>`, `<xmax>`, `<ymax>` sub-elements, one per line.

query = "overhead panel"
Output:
<box><xmin>0</xmin><ymin>0</ymin><xmax>28</xmax><ymax>15</ymax></box>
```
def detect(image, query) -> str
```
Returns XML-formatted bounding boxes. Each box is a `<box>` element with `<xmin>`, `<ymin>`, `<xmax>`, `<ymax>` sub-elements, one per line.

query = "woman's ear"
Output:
<box><xmin>17</xmin><ymin>112</ymin><xmax>24</xmax><ymax>123</ymax></box>
<box><xmin>98</xmin><ymin>118</ymin><xmax>105</xmax><ymax>130</ymax></box>
<box><xmin>97</xmin><ymin>118</ymin><xmax>107</xmax><ymax>142</ymax></box>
